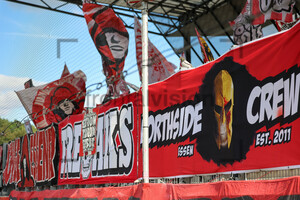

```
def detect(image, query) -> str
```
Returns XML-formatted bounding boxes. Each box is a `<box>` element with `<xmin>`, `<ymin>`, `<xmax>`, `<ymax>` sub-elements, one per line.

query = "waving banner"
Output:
<box><xmin>138</xmin><ymin>21</ymin><xmax>300</xmax><ymax>178</ymax></box>
<box><xmin>58</xmin><ymin>93</ymin><xmax>139</xmax><ymax>185</ymax></box>
<box><xmin>2</xmin><ymin>125</ymin><xmax>57</xmax><ymax>188</ymax></box>
<box><xmin>16</xmin><ymin>68</ymin><xmax>86</xmax><ymax>130</ymax></box>
<box><xmin>9</xmin><ymin>176</ymin><xmax>300</xmax><ymax>200</ymax></box>
<box><xmin>83</xmin><ymin>3</ymin><xmax>129</xmax><ymax>99</ymax></box>
<box><xmin>134</xmin><ymin>17</ymin><xmax>176</xmax><ymax>84</ymax></box>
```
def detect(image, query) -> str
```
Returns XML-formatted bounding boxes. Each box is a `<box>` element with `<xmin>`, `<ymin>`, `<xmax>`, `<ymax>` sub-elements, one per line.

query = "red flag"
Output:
<box><xmin>16</xmin><ymin>70</ymin><xmax>86</xmax><ymax>129</ymax></box>
<box><xmin>60</xmin><ymin>63</ymin><xmax>70</xmax><ymax>78</ymax></box>
<box><xmin>230</xmin><ymin>0</ymin><xmax>263</xmax><ymax>45</ymax></box>
<box><xmin>195</xmin><ymin>28</ymin><xmax>214</xmax><ymax>63</ymax></box>
<box><xmin>251</xmin><ymin>0</ymin><xmax>295</xmax><ymax>25</ymax></box>
<box><xmin>83</xmin><ymin>3</ymin><xmax>129</xmax><ymax>98</ymax></box>
<box><xmin>134</xmin><ymin>17</ymin><xmax>176</xmax><ymax>84</ymax></box>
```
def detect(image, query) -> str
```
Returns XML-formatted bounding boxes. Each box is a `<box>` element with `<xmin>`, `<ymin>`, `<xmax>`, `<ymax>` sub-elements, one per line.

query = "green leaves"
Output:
<box><xmin>0</xmin><ymin>118</ymin><xmax>35</xmax><ymax>145</ymax></box>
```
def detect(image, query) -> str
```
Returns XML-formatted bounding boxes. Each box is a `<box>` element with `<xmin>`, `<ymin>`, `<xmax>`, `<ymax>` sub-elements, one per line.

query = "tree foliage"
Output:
<box><xmin>0</xmin><ymin>118</ymin><xmax>36</xmax><ymax>145</ymax></box>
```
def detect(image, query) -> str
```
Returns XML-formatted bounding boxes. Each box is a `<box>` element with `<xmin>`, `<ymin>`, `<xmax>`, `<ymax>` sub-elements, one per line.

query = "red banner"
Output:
<box><xmin>56</xmin><ymin>22</ymin><xmax>300</xmax><ymax>184</ymax></box>
<box><xmin>58</xmin><ymin>93</ymin><xmax>140</xmax><ymax>185</ymax></box>
<box><xmin>10</xmin><ymin>176</ymin><xmax>300</xmax><ymax>200</ymax></box>
<box><xmin>2</xmin><ymin>125</ymin><xmax>57</xmax><ymax>188</ymax></box>
<box><xmin>139</xmin><ymin>21</ymin><xmax>300</xmax><ymax>178</ymax></box>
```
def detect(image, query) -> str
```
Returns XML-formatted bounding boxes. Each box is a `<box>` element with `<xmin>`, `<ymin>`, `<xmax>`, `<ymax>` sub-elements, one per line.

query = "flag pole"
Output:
<box><xmin>141</xmin><ymin>0</ymin><xmax>149</xmax><ymax>183</ymax></box>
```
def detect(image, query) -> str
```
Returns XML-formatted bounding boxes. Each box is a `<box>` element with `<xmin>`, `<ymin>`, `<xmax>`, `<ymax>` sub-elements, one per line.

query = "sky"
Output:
<box><xmin>0</xmin><ymin>0</ymin><xmax>278</xmax><ymax>124</ymax></box>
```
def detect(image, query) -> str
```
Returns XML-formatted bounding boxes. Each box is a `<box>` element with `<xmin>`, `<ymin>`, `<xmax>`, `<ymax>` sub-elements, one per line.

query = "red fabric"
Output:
<box><xmin>2</xmin><ymin>126</ymin><xmax>57</xmax><ymax>187</ymax></box>
<box><xmin>138</xmin><ymin>21</ymin><xmax>300</xmax><ymax>178</ymax></box>
<box><xmin>58</xmin><ymin>93</ymin><xmax>139</xmax><ymax>185</ymax></box>
<box><xmin>83</xmin><ymin>3</ymin><xmax>129</xmax><ymax>97</ymax></box>
<box><xmin>56</xmin><ymin>22</ymin><xmax>300</xmax><ymax>184</ymax></box>
<box><xmin>31</xmin><ymin>70</ymin><xmax>86</xmax><ymax>129</ymax></box>
<box><xmin>10</xmin><ymin>176</ymin><xmax>300</xmax><ymax>200</ymax></box>
<box><xmin>17</xmin><ymin>135</ymin><xmax>34</xmax><ymax>188</ymax></box>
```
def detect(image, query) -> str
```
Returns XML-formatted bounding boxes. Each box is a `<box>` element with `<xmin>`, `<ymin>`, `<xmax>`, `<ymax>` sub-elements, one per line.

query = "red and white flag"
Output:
<box><xmin>16</xmin><ymin>68</ymin><xmax>86</xmax><ymax>129</ymax></box>
<box><xmin>275</xmin><ymin>17</ymin><xmax>299</xmax><ymax>31</ymax></box>
<box><xmin>134</xmin><ymin>17</ymin><xmax>176</xmax><ymax>84</ymax></box>
<box><xmin>251</xmin><ymin>0</ymin><xmax>295</xmax><ymax>25</ymax></box>
<box><xmin>83</xmin><ymin>3</ymin><xmax>129</xmax><ymax>98</ymax></box>
<box><xmin>230</xmin><ymin>0</ymin><xmax>263</xmax><ymax>45</ymax></box>
<box><xmin>195</xmin><ymin>28</ymin><xmax>214</xmax><ymax>63</ymax></box>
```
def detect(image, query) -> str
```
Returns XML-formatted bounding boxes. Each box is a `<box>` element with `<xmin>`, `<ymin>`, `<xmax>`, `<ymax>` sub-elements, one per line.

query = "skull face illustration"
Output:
<box><xmin>213</xmin><ymin>70</ymin><xmax>234</xmax><ymax>149</ymax></box>
<box><xmin>81</xmin><ymin>154</ymin><xmax>93</xmax><ymax>179</ymax></box>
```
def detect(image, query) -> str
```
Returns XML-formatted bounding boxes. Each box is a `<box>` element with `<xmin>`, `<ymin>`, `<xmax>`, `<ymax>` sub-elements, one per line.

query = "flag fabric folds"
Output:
<box><xmin>82</xmin><ymin>3</ymin><xmax>129</xmax><ymax>99</ymax></box>
<box><xmin>251</xmin><ymin>0</ymin><xmax>295</xmax><ymax>25</ymax></box>
<box><xmin>134</xmin><ymin>16</ymin><xmax>176</xmax><ymax>84</ymax></box>
<box><xmin>195</xmin><ymin>28</ymin><xmax>214</xmax><ymax>63</ymax></box>
<box><xmin>16</xmin><ymin>67</ymin><xmax>86</xmax><ymax>129</ymax></box>
<box><xmin>230</xmin><ymin>0</ymin><xmax>263</xmax><ymax>45</ymax></box>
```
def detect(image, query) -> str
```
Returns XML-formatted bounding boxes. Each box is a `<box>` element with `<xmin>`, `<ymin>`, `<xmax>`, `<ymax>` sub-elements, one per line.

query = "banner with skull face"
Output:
<box><xmin>83</xmin><ymin>3</ymin><xmax>129</xmax><ymax>99</ymax></box>
<box><xmin>137</xmin><ymin>20</ymin><xmax>300</xmax><ymax>178</ymax></box>
<box><xmin>57</xmin><ymin>22</ymin><xmax>300</xmax><ymax>183</ymax></box>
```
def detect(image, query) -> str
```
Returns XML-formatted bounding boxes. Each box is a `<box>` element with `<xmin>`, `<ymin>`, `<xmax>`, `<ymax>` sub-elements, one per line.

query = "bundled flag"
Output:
<box><xmin>195</xmin><ymin>28</ymin><xmax>214</xmax><ymax>63</ymax></box>
<box><xmin>134</xmin><ymin>16</ymin><xmax>176</xmax><ymax>84</ymax></box>
<box><xmin>179</xmin><ymin>52</ymin><xmax>193</xmax><ymax>70</ymax></box>
<box><xmin>83</xmin><ymin>3</ymin><xmax>129</xmax><ymax>100</ymax></box>
<box><xmin>230</xmin><ymin>0</ymin><xmax>263</xmax><ymax>45</ymax></box>
<box><xmin>16</xmin><ymin>65</ymin><xmax>86</xmax><ymax>129</ymax></box>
